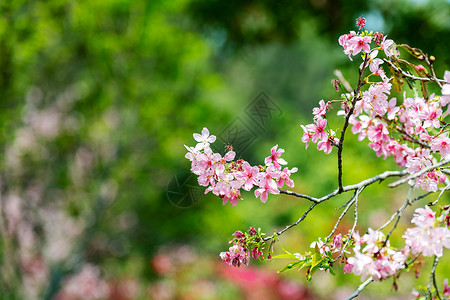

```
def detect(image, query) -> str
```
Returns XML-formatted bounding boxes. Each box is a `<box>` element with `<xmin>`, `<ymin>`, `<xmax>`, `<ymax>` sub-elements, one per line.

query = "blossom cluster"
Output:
<box><xmin>403</xmin><ymin>205</ymin><xmax>450</xmax><ymax>257</ymax></box>
<box><xmin>185</xmin><ymin>127</ymin><xmax>297</xmax><ymax>205</ymax></box>
<box><xmin>343</xmin><ymin>229</ymin><xmax>407</xmax><ymax>281</ymax></box>
<box><xmin>220</xmin><ymin>227</ymin><xmax>264</xmax><ymax>267</ymax></box>
<box><xmin>342</xmin><ymin>205</ymin><xmax>449</xmax><ymax>283</ymax></box>
<box><xmin>301</xmin><ymin>20</ymin><xmax>450</xmax><ymax>192</ymax></box>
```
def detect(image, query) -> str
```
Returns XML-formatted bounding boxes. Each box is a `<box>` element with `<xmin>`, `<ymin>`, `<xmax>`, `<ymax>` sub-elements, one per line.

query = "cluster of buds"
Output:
<box><xmin>185</xmin><ymin>128</ymin><xmax>297</xmax><ymax>206</ymax></box>
<box><xmin>220</xmin><ymin>227</ymin><xmax>265</xmax><ymax>267</ymax></box>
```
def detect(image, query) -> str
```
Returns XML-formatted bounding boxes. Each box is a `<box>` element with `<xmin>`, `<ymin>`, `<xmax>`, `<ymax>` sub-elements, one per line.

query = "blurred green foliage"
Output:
<box><xmin>1</xmin><ymin>0</ymin><xmax>449</xmax><ymax>299</ymax></box>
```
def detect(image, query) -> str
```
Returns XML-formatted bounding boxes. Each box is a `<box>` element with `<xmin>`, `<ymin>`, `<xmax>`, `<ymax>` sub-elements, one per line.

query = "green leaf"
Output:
<box><xmin>271</xmin><ymin>253</ymin><xmax>297</xmax><ymax>260</ymax></box>
<box><xmin>278</xmin><ymin>261</ymin><xmax>301</xmax><ymax>273</ymax></box>
<box><xmin>312</xmin><ymin>254</ymin><xmax>323</xmax><ymax>268</ymax></box>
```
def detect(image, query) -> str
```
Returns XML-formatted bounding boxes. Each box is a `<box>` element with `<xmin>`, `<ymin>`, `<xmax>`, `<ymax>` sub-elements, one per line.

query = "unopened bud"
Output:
<box><xmin>430</xmin><ymin>55</ymin><xmax>435</xmax><ymax>63</ymax></box>
<box><xmin>332</xmin><ymin>79</ymin><xmax>340</xmax><ymax>92</ymax></box>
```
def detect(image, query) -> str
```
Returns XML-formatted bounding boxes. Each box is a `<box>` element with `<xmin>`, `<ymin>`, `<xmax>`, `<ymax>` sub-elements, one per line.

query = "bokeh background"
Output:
<box><xmin>1</xmin><ymin>0</ymin><xmax>450</xmax><ymax>299</ymax></box>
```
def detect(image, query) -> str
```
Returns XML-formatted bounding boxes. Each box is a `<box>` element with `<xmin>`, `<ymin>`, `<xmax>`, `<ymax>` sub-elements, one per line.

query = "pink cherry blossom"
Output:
<box><xmin>220</xmin><ymin>244</ymin><xmax>249</xmax><ymax>267</ymax></box>
<box><xmin>411</xmin><ymin>206</ymin><xmax>436</xmax><ymax>228</ymax></box>
<box><xmin>312</xmin><ymin>100</ymin><xmax>330</xmax><ymax>119</ymax></box>
<box><xmin>431</xmin><ymin>135</ymin><xmax>450</xmax><ymax>159</ymax></box>
<box><xmin>381</xmin><ymin>36</ymin><xmax>396</xmax><ymax>57</ymax></box>
<box><xmin>300</xmin><ymin>124</ymin><xmax>314</xmax><ymax>149</ymax></box>
<box><xmin>254</xmin><ymin>184</ymin><xmax>279</xmax><ymax>203</ymax></box>
<box><xmin>317</xmin><ymin>138</ymin><xmax>333</xmax><ymax>154</ymax></box>
<box><xmin>311</xmin><ymin>117</ymin><xmax>328</xmax><ymax>143</ymax></box>
<box><xmin>276</xmin><ymin>167</ymin><xmax>298</xmax><ymax>188</ymax></box>
<box><xmin>348</xmin><ymin>36</ymin><xmax>372</xmax><ymax>56</ymax></box>
<box><xmin>444</xmin><ymin>278</ymin><xmax>450</xmax><ymax>297</ymax></box>
<box><xmin>403</xmin><ymin>206</ymin><xmax>450</xmax><ymax>257</ymax></box>
<box><xmin>386</xmin><ymin>98</ymin><xmax>400</xmax><ymax>120</ymax></box>
<box><xmin>265</xmin><ymin>145</ymin><xmax>287</xmax><ymax>170</ymax></box>
<box><xmin>235</xmin><ymin>162</ymin><xmax>259</xmax><ymax>191</ymax></box>
<box><xmin>193</xmin><ymin>127</ymin><xmax>216</xmax><ymax>149</ymax></box>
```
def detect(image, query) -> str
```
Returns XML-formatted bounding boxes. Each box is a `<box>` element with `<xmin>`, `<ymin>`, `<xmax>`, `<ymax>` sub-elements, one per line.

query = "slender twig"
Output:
<box><xmin>383</xmin><ymin>58</ymin><xmax>446</xmax><ymax>84</ymax></box>
<box><xmin>334</xmin><ymin>187</ymin><xmax>363</xmax><ymax>262</ymax></box>
<box><xmin>263</xmin><ymin>203</ymin><xmax>317</xmax><ymax>241</ymax></box>
<box><xmin>422</xmin><ymin>51</ymin><xmax>443</xmax><ymax>89</ymax></box>
<box><xmin>389</xmin><ymin>158</ymin><xmax>450</xmax><ymax>188</ymax></box>
<box><xmin>431</xmin><ymin>182</ymin><xmax>450</xmax><ymax>206</ymax></box>
<box><xmin>426</xmin><ymin>256</ymin><xmax>441</xmax><ymax>300</ymax></box>
<box><xmin>326</xmin><ymin>191</ymin><xmax>357</xmax><ymax>241</ymax></box>
<box><xmin>346</xmin><ymin>278</ymin><xmax>373</xmax><ymax>300</ymax></box>
<box><xmin>379</xmin><ymin>190</ymin><xmax>433</xmax><ymax>232</ymax></box>
<box><xmin>337</xmin><ymin>54</ymin><xmax>369</xmax><ymax>192</ymax></box>
<box><xmin>381</xmin><ymin>187</ymin><xmax>413</xmax><ymax>247</ymax></box>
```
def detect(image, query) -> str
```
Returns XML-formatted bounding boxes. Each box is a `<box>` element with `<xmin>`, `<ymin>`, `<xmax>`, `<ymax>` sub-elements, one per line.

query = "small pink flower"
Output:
<box><xmin>348</xmin><ymin>36</ymin><xmax>372</xmax><ymax>56</ymax></box>
<box><xmin>254</xmin><ymin>184</ymin><xmax>279</xmax><ymax>203</ymax></box>
<box><xmin>317</xmin><ymin>138</ymin><xmax>333</xmax><ymax>154</ymax></box>
<box><xmin>193</xmin><ymin>127</ymin><xmax>216</xmax><ymax>149</ymax></box>
<box><xmin>386</xmin><ymin>98</ymin><xmax>400</xmax><ymax>120</ymax></box>
<box><xmin>311</xmin><ymin>117</ymin><xmax>328</xmax><ymax>143</ymax></box>
<box><xmin>443</xmin><ymin>278</ymin><xmax>450</xmax><ymax>297</ymax></box>
<box><xmin>265</xmin><ymin>145</ymin><xmax>287</xmax><ymax>170</ymax></box>
<box><xmin>312</xmin><ymin>100</ymin><xmax>330</xmax><ymax>119</ymax></box>
<box><xmin>431</xmin><ymin>135</ymin><xmax>450</xmax><ymax>159</ymax></box>
<box><xmin>412</xmin><ymin>206</ymin><xmax>436</xmax><ymax>228</ymax></box>
<box><xmin>300</xmin><ymin>125</ymin><xmax>314</xmax><ymax>149</ymax></box>
<box><xmin>235</xmin><ymin>162</ymin><xmax>259</xmax><ymax>191</ymax></box>
<box><xmin>381</xmin><ymin>36</ymin><xmax>396</xmax><ymax>57</ymax></box>
<box><xmin>343</xmin><ymin>262</ymin><xmax>353</xmax><ymax>274</ymax></box>
<box><xmin>276</xmin><ymin>167</ymin><xmax>298</xmax><ymax>188</ymax></box>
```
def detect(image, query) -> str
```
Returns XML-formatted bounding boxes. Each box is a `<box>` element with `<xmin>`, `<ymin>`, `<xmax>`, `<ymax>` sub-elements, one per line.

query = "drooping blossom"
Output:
<box><xmin>193</xmin><ymin>127</ymin><xmax>216</xmax><ymax>150</ymax></box>
<box><xmin>403</xmin><ymin>206</ymin><xmax>450</xmax><ymax>258</ymax></box>
<box><xmin>265</xmin><ymin>145</ymin><xmax>288</xmax><ymax>170</ymax></box>
<box><xmin>185</xmin><ymin>128</ymin><xmax>296</xmax><ymax>205</ymax></box>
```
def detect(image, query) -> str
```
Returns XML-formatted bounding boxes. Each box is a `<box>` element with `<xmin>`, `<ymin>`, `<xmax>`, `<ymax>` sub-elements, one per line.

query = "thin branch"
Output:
<box><xmin>281</xmin><ymin>170</ymin><xmax>406</xmax><ymax>203</ymax></box>
<box><xmin>346</xmin><ymin>278</ymin><xmax>373</xmax><ymax>300</ymax></box>
<box><xmin>381</xmin><ymin>186</ymin><xmax>413</xmax><ymax>247</ymax></box>
<box><xmin>263</xmin><ymin>203</ymin><xmax>317</xmax><ymax>241</ymax></box>
<box><xmin>427</xmin><ymin>256</ymin><xmax>441</xmax><ymax>300</ymax></box>
<box><xmin>326</xmin><ymin>191</ymin><xmax>357</xmax><ymax>241</ymax></box>
<box><xmin>338</xmin><ymin>54</ymin><xmax>369</xmax><ymax>192</ymax></box>
<box><xmin>389</xmin><ymin>158</ymin><xmax>450</xmax><ymax>188</ymax></box>
<box><xmin>383</xmin><ymin>58</ymin><xmax>446</xmax><ymax>84</ymax></box>
<box><xmin>431</xmin><ymin>182</ymin><xmax>450</xmax><ymax>206</ymax></box>
<box><xmin>279</xmin><ymin>190</ymin><xmax>319</xmax><ymax>203</ymax></box>
<box><xmin>378</xmin><ymin>190</ymin><xmax>433</xmax><ymax>232</ymax></box>
<box><xmin>334</xmin><ymin>187</ymin><xmax>363</xmax><ymax>262</ymax></box>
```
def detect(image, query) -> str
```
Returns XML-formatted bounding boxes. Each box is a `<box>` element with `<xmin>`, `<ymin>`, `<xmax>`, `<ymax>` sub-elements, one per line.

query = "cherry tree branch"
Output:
<box><xmin>388</xmin><ymin>158</ymin><xmax>450</xmax><ymax>188</ymax></box>
<box><xmin>378</xmin><ymin>189</ymin><xmax>432</xmax><ymax>233</ymax></box>
<box><xmin>383</xmin><ymin>58</ymin><xmax>446</xmax><ymax>84</ymax></box>
<box><xmin>280</xmin><ymin>170</ymin><xmax>407</xmax><ymax>204</ymax></box>
<box><xmin>326</xmin><ymin>191</ymin><xmax>357</xmax><ymax>241</ymax></box>
<box><xmin>337</xmin><ymin>54</ymin><xmax>369</xmax><ymax>193</ymax></box>
<box><xmin>427</xmin><ymin>256</ymin><xmax>441</xmax><ymax>300</ymax></box>
<box><xmin>346</xmin><ymin>278</ymin><xmax>373</xmax><ymax>300</ymax></box>
<box><xmin>263</xmin><ymin>202</ymin><xmax>317</xmax><ymax>241</ymax></box>
<box><xmin>334</xmin><ymin>187</ymin><xmax>363</xmax><ymax>262</ymax></box>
